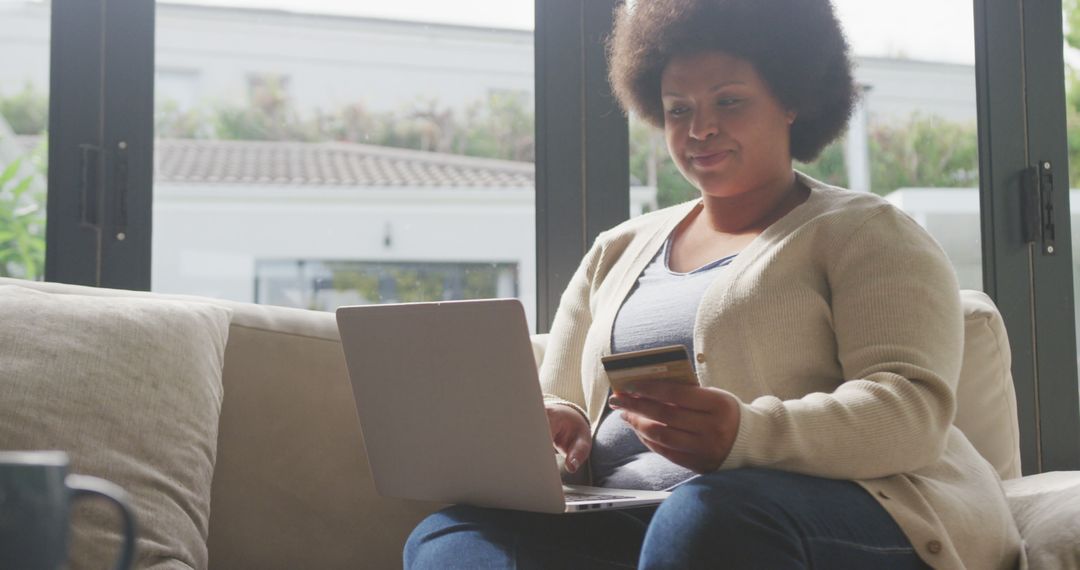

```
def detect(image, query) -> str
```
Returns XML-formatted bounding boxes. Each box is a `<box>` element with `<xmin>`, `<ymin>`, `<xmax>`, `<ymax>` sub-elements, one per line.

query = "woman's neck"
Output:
<box><xmin>697</xmin><ymin>171</ymin><xmax>804</xmax><ymax>235</ymax></box>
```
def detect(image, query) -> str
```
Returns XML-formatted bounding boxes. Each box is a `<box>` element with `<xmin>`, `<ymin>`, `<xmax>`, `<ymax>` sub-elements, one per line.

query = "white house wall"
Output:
<box><xmin>0</xmin><ymin>2</ymin><xmax>49</xmax><ymax>93</ymax></box>
<box><xmin>854</xmin><ymin>57</ymin><xmax>977</xmax><ymax>123</ymax></box>
<box><xmin>153</xmin><ymin>184</ymin><xmax>540</xmax><ymax>329</ymax></box>
<box><xmin>156</xmin><ymin>5</ymin><xmax>534</xmax><ymax>113</ymax></box>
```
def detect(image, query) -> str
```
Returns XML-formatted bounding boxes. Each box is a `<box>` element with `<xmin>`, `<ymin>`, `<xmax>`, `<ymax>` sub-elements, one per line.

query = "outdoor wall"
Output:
<box><xmin>0</xmin><ymin>2</ymin><xmax>49</xmax><ymax>93</ymax></box>
<box><xmin>154</xmin><ymin>4</ymin><xmax>535</xmax><ymax>113</ymax></box>
<box><xmin>855</xmin><ymin>57</ymin><xmax>977</xmax><ymax>123</ymax></box>
<box><xmin>152</xmin><ymin>184</ymin><xmax>540</xmax><ymax>326</ymax></box>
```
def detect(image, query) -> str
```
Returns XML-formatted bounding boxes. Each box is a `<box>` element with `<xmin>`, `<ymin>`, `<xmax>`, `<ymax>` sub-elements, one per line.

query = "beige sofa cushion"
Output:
<box><xmin>1003</xmin><ymin>471</ymin><xmax>1080</xmax><ymax>569</ymax></box>
<box><xmin>0</xmin><ymin>286</ymin><xmax>232</xmax><ymax>569</ymax></box>
<box><xmin>0</xmin><ymin>277</ymin><xmax>443</xmax><ymax>569</ymax></box>
<box><xmin>954</xmin><ymin>290</ymin><xmax>1022</xmax><ymax>480</ymax></box>
<box><xmin>0</xmin><ymin>278</ymin><xmax>1031</xmax><ymax>568</ymax></box>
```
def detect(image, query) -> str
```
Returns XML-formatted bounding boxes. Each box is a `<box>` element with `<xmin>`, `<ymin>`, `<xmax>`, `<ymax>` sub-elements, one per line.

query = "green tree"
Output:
<box><xmin>0</xmin><ymin>139</ymin><xmax>47</xmax><ymax>279</ymax></box>
<box><xmin>329</xmin><ymin>264</ymin><xmax>380</xmax><ymax>303</ymax></box>
<box><xmin>1066</xmin><ymin>0</ymin><xmax>1080</xmax><ymax>52</ymax></box>
<box><xmin>156</xmin><ymin>89</ymin><xmax>538</xmax><ymax>163</ymax></box>
<box><xmin>461</xmin><ymin>92</ymin><xmax>535</xmax><ymax>162</ymax></box>
<box><xmin>0</xmin><ymin>83</ymin><xmax>48</xmax><ymax>135</ymax></box>
<box><xmin>796</xmin><ymin>140</ymin><xmax>848</xmax><ymax>189</ymax></box>
<box><xmin>1062</xmin><ymin>0</ymin><xmax>1080</xmax><ymax>184</ymax></box>
<box><xmin>156</xmin><ymin>99</ymin><xmax>213</xmax><ymax>139</ymax></box>
<box><xmin>868</xmin><ymin>114</ymin><xmax>979</xmax><ymax>195</ymax></box>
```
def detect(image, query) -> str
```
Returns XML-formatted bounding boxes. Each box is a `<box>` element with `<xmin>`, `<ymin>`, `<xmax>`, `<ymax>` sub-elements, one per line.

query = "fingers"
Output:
<box><xmin>609</xmin><ymin>392</ymin><xmax>711</xmax><ymax>433</ymax></box>
<box><xmin>546</xmin><ymin>404</ymin><xmax>592</xmax><ymax>474</ymax></box>
<box><xmin>620</xmin><ymin>410</ymin><xmax>724</xmax><ymax>472</ymax></box>
<box><xmin>614</xmin><ymin>382</ymin><xmax>722</xmax><ymax>412</ymax></box>
<box><xmin>612</xmin><ymin>389</ymin><xmax>741</xmax><ymax>473</ymax></box>
<box><xmin>619</xmin><ymin>412</ymin><xmax>698</xmax><ymax>453</ymax></box>
<box><xmin>565</xmin><ymin>434</ymin><xmax>592</xmax><ymax>474</ymax></box>
<box><xmin>634</xmin><ymin>434</ymin><xmax>719</xmax><ymax>474</ymax></box>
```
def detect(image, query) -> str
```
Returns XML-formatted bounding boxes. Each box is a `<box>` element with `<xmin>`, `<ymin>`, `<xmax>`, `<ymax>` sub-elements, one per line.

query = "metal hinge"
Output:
<box><xmin>1022</xmin><ymin>161</ymin><xmax>1057</xmax><ymax>255</ymax></box>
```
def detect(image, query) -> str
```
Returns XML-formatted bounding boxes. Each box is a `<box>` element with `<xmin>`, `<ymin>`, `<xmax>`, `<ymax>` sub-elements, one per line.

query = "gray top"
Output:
<box><xmin>591</xmin><ymin>235</ymin><xmax>737</xmax><ymax>491</ymax></box>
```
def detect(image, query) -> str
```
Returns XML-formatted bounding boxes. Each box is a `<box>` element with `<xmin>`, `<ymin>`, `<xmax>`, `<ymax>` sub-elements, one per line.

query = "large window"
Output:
<box><xmin>20</xmin><ymin>0</ymin><xmax>1080</xmax><ymax>470</ymax></box>
<box><xmin>0</xmin><ymin>0</ymin><xmax>48</xmax><ymax>282</ymax></box>
<box><xmin>151</xmin><ymin>1</ymin><xmax>539</xmax><ymax>325</ymax></box>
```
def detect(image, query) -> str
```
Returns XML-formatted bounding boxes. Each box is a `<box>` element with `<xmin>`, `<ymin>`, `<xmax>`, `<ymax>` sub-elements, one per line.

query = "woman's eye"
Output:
<box><xmin>718</xmin><ymin>97</ymin><xmax>741</xmax><ymax>107</ymax></box>
<box><xmin>666</xmin><ymin>106</ymin><xmax>689</xmax><ymax>117</ymax></box>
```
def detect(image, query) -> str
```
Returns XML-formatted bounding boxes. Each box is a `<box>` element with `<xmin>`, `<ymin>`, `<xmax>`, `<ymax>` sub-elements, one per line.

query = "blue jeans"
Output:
<box><xmin>404</xmin><ymin>468</ymin><xmax>930</xmax><ymax>569</ymax></box>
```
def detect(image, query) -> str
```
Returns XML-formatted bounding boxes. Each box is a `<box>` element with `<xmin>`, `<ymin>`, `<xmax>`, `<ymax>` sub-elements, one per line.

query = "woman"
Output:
<box><xmin>405</xmin><ymin>0</ymin><xmax>1022</xmax><ymax>568</ymax></box>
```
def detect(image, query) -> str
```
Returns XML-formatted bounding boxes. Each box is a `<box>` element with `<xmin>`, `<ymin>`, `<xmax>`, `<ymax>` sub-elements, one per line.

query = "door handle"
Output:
<box><xmin>78</xmin><ymin>144</ymin><xmax>102</xmax><ymax>228</ymax></box>
<box><xmin>113</xmin><ymin>141</ymin><xmax>129</xmax><ymax>241</ymax></box>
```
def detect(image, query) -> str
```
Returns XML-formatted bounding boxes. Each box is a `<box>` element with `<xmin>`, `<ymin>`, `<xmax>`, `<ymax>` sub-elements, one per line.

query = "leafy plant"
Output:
<box><xmin>868</xmin><ymin>113</ymin><xmax>979</xmax><ymax>195</ymax></box>
<box><xmin>0</xmin><ymin>140</ymin><xmax>47</xmax><ymax>280</ymax></box>
<box><xmin>0</xmin><ymin>83</ymin><xmax>48</xmax><ymax>135</ymax></box>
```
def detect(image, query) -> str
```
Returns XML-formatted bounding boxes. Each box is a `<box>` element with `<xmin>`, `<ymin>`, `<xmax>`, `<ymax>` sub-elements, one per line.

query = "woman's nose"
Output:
<box><xmin>688</xmin><ymin>110</ymin><xmax>720</xmax><ymax>140</ymax></box>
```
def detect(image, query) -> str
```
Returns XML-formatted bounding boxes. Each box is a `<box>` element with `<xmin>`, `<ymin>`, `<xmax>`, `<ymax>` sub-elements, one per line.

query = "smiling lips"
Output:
<box><xmin>690</xmin><ymin>150</ymin><xmax>733</xmax><ymax>167</ymax></box>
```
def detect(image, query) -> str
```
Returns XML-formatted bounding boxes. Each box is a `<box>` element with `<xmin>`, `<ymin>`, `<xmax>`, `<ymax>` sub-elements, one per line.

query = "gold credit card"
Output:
<box><xmin>601</xmin><ymin>345</ymin><xmax>698</xmax><ymax>392</ymax></box>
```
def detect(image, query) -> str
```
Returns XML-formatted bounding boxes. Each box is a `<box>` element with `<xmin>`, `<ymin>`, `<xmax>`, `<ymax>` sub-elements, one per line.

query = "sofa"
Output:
<box><xmin>0</xmin><ymin>276</ymin><xmax>1077</xmax><ymax>569</ymax></box>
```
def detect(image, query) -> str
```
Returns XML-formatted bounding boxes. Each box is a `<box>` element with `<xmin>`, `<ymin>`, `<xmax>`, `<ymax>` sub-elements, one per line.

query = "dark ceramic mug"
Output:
<box><xmin>0</xmin><ymin>451</ymin><xmax>136</xmax><ymax>570</ymax></box>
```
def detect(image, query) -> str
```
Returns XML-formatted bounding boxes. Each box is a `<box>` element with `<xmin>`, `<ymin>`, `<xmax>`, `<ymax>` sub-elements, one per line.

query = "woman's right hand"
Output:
<box><xmin>545</xmin><ymin>403</ymin><xmax>592</xmax><ymax>474</ymax></box>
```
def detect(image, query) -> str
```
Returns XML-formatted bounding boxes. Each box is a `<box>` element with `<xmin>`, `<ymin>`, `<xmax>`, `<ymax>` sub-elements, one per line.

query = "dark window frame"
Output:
<box><xmin>535</xmin><ymin>0</ymin><xmax>630</xmax><ymax>332</ymax></box>
<box><xmin>46</xmin><ymin>0</ymin><xmax>154</xmax><ymax>290</ymax></box>
<box><xmin>975</xmin><ymin>0</ymin><xmax>1080</xmax><ymax>473</ymax></box>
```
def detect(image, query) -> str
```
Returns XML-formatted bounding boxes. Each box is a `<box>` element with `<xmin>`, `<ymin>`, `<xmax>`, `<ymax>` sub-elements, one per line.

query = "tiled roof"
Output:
<box><xmin>157</xmin><ymin>139</ymin><xmax>535</xmax><ymax>188</ymax></box>
<box><xmin>14</xmin><ymin>136</ymin><xmax>536</xmax><ymax>188</ymax></box>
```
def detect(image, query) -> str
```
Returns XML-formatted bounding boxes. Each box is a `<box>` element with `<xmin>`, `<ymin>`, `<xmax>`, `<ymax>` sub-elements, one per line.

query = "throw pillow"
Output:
<box><xmin>954</xmin><ymin>290</ymin><xmax>1022</xmax><ymax>480</ymax></box>
<box><xmin>0</xmin><ymin>285</ymin><xmax>232</xmax><ymax>569</ymax></box>
<box><xmin>1003</xmin><ymin>471</ymin><xmax>1080</xmax><ymax>570</ymax></box>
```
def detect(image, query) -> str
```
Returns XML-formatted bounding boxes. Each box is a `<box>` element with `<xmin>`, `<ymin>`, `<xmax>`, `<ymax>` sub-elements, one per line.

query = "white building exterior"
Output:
<box><xmin>153</xmin><ymin>183</ymin><xmax>656</xmax><ymax>332</ymax></box>
<box><xmin>142</xmin><ymin>137</ymin><xmax>655</xmax><ymax>331</ymax></box>
<box><xmin>1</xmin><ymin>2</ymin><xmax>534</xmax><ymax>113</ymax></box>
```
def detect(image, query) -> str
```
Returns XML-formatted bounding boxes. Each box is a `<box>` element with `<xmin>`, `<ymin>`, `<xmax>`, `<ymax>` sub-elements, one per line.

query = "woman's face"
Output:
<box><xmin>661</xmin><ymin>51</ymin><xmax>796</xmax><ymax>198</ymax></box>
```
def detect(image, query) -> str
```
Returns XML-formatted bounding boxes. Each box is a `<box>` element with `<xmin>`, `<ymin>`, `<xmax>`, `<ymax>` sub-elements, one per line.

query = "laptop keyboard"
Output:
<box><xmin>564</xmin><ymin>492</ymin><xmax>635</xmax><ymax>503</ymax></box>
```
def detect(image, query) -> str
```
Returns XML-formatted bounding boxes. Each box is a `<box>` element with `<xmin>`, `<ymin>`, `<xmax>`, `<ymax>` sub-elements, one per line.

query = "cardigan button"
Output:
<box><xmin>696</xmin><ymin>352</ymin><xmax>706</xmax><ymax>364</ymax></box>
<box><xmin>926</xmin><ymin>540</ymin><xmax>942</xmax><ymax>554</ymax></box>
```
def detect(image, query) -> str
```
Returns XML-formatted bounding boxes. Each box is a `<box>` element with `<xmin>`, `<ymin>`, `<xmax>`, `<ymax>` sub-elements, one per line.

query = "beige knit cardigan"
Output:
<box><xmin>538</xmin><ymin>173</ymin><xmax>1022</xmax><ymax>569</ymax></box>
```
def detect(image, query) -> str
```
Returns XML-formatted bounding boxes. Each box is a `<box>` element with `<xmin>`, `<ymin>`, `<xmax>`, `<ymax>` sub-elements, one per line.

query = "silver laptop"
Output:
<box><xmin>335</xmin><ymin>298</ymin><xmax>670</xmax><ymax>513</ymax></box>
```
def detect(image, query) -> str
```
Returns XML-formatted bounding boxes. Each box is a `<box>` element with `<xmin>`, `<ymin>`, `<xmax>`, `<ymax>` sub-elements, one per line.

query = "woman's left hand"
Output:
<box><xmin>609</xmin><ymin>382</ymin><xmax>741</xmax><ymax>473</ymax></box>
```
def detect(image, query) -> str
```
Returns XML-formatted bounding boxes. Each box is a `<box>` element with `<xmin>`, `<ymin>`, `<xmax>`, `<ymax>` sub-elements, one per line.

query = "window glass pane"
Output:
<box><xmin>628</xmin><ymin>0</ymin><xmax>982</xmax><ymax>291</ymax></box>
<box><xmin>0</xmin><ymin>0</ymin><xmax>49</xmax><ymax>281</ymax></box>
<box><xmin>255</xmin><ymin>259</ymin><xmax>518</xmax><ymax>310</ymax></box>
<box><xmin>153</xmin><ymin>1</ymin><xmax>538</xmax><ymax>327</ymax></box>
<box><xmin>1065</xmin><ymin>0</ymin><xmax>1080</xmax><ymax>381</ymax></box>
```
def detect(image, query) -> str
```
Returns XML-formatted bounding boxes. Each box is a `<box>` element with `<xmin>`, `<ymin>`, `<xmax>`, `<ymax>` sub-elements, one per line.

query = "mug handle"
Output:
<box><xmin>66</xmin><ymin>474</ymin><xmax>138</xmax><ymax>570</ymax></box>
